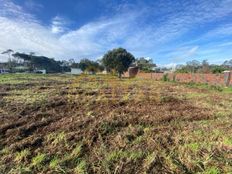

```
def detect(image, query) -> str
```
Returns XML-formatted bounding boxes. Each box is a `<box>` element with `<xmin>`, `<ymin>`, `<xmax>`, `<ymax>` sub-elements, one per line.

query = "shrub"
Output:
<box><xmin>162</xmin><ymin>74</ymin><xmax>169</xmax><ymax>82</ymax></box>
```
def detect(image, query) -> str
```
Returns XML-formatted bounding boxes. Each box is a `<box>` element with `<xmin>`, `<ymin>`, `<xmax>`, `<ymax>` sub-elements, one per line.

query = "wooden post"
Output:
<box><xmin>224</xmin><ymin>71</ymin><xmax>231</xmax><ymax>87</ymax></box>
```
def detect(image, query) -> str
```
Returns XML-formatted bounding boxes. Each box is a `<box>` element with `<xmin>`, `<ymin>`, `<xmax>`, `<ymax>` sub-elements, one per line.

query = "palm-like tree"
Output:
<box><xmin>1</xmin><ymin>49</ymin><xmax>14</xmax><ymax>60</ymax></box>
<box><xmin>1</xmin><ymin>49</ymin><xmax>14</xmax><ymax>71</ymax></box>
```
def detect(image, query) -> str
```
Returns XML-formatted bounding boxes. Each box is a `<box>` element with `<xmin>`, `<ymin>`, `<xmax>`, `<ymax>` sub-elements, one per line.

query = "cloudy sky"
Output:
<box><xmin>0</xmin><ymin>0</ymin><xmax>232</xmax><ymax>66</ymax></box>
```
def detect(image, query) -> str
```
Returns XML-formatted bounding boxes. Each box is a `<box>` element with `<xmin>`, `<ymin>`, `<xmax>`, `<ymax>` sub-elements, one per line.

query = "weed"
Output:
<box><xmin>162</xmin><ymin>74</ymin><xmax>169</xmax><ymax>82</ymax></box>
<box><xmin>8</xmin><ymin>165</ymin><xmax>31</xmax><ymax>174</ymax></box>
<box><xmin>106</xmin><ymin>150</ymin><xmax>144</xmax><ymax>164</ymax></box>
<box><xmin>71</xmin><ymin>144</ymin><xmax>83</xmax><ymax>157</ymax></box>
<box><xmin>14</xmin><ymin>149</ymin><xmax>30</xmax><ymax>163</ymax></box>
<box><xmin>0</xmin><ymin>147</ymin><xmax>10</xmax><ymax>155</ymax></box>
<box><xmin>185</xmin><ymin>143</ymin><xmax>200</xmax><ymax>152</ymax></box>
<box><xmin>100</xmin><ymin>122</ymin><xmax>117</xmax><ymax>135</ymax></box>
<box><xmin>186</xmin><ymin>82</ymin><xmax>224</xmax><ymax>92</ymax></box>
<box><xmin>31</xmin><ymin>153</ymin><xmax>46</xmax><ymax>168</ymax></box>
<box><xmin>128</xmin><ymin>151</ymin><xmax>144</xmax><ymax>161</ymax></box>
<box><xmin>74</xmin><ymin>160</ymin><xmax>87</xmax><ymax>174</ymax></box>
<box><xmin>143</xmin><ymin>152</ymin><xmax>156</xmax><ymax>169</ymax></box>
<box><xmin>106</xmin><ymin>150</ymin><xmax>125</xmax><ymax>162</ymax></box>
<box><xmin>209</xmin><ymin>85</ymin><xmax>223</xmax><ymax>92</ymax></box>
<box><xmin>47</xmin><ymin>131</ymin><xmax>68</xmax><ymax>147</ymax></box>
<box><xmin>86</xmin><ymin>111</ymin><xmax>94</xmax><ymax>117</ymax></box>
<box><xmin>203</xmin><ymin>167</ymin><xmax>220</xmax><ymax>174</ymax></box>
<box><xmin>49</xmin><ymin>157</ymin><xmax>66</xmax><ymax>173</ymax></box>
<box><xmin>1</xmin><ymin>74</ymin><xmax>232</xmax><ymax>173</ymax></box>
<box><xmin>49</xmin><ymin>157</ymin><xmax>60</xmax><ymax>169</ymax></box>
<box><xmin>223</xmin><ymin>137</ymin><xmax>232</xmax><ymax>146</ymax></box>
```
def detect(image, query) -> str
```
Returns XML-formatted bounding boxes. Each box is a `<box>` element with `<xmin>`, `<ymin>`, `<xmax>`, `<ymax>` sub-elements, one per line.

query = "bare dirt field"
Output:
<box><xmin>0</xmin><ymin>74</ymin><xmax>232</xmax><ymax>174</ymax></box>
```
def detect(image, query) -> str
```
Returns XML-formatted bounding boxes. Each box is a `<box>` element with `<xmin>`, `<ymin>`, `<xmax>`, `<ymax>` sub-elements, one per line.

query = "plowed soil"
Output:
<box><xmin>0</xmin><ymin>74</ymin><xmax>231</xmax><ymax>174</ymax></box>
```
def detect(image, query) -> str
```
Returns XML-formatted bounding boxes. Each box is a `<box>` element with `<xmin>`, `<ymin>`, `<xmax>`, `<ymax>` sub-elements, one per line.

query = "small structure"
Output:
<box><xmin>71</xmin><ymin>68</ymin><xmax>82</xmax><ymax>75</ymax></box>
<box><xmin>102</xmin><ymin>68</ymin><xmax>108</xmax><ymax>74</ymax></box>
<box><xmin>14</xmin><ymin>66</ymin><xmax>30</xmax><ymax>73</ymax></box>
<box><xmin>0</xmin><ymin>69</ymin><xmax>9</xmax><ymax>74</ymax></box>
<box><xmin>34</xmin><ymin>69</ymin><xmax>46</xmax><ymax>74</ymax></box>
<box><xmin>128</xmin><ymin>66</ymin><xmax>139</xmax><ymax>78</ymax></box>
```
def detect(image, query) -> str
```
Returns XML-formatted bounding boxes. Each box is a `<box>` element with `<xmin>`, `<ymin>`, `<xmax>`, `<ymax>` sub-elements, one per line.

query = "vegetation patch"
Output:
<box><xmin>0</xmin><ymin>74</ymin><xmax>231</xmax><ymax>173</ymax></box>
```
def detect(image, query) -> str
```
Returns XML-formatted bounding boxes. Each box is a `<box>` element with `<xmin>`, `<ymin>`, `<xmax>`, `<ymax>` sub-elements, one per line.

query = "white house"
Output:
<box><xmin>71</xmin><ymin>68</ymin><xmax>82</xmax><ymax>75</ymax></box>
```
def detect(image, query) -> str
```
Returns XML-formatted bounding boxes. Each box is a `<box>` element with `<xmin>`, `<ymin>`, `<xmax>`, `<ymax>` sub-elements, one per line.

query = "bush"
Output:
<box><xmin>162</xmin><ymin>74</ymin><xmax>169</xmax><ymax>82</ymax></box>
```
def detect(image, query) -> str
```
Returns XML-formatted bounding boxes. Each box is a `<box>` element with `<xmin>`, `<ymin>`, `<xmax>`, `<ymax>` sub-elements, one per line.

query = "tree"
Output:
<box><xmin>136</xmin><ymin>57</ymin><xmax>156</xmax><ymax>72</ymax></box>
<box><xmin>79</xmin><ymin>58</ymin><xmax>103</xmax><ymax>74</ymax></box>
<box><xmin>1</xmin><ymin>49</ymin><xmax>14</xmax><ymax>59</ymax></box>
<box><xmin>102</xmin><ymin>48</ymin><xmax>135</xmax><ymax>78</ymax></box>
<box><xmin>186</xmin><ymin>60</ymin><xmax>200</xmax><ymax>73</ymax></box>
<box><xmin>12</xmin><ymin>52</ymin><xmax>62</xmax><ymax>73</ymax></box>
<box><xmin>211</xmin><ymin>65</ymin><xmax>226</xmax><ymax>74</ymax></box>
<box><xmin>1</xmin><ymin>49</ymin><xmax>15</xmax><ymax>71</ymax></box>
<box><xmin>223</xmin><ymin>59</ymin><xmax>232</xmax><ymax>69</ymax></box>
<box><xmin>201</xmin><ymin>59</ymin><xmax>210</xmax><ymax>73</ymax></box>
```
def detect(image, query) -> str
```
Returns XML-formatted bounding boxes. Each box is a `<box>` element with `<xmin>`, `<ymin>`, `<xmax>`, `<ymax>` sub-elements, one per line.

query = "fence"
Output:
<box><xmin>125</xmin><ymin>71</ymin><xmax>232</xmax><ymax>87</ymax></box>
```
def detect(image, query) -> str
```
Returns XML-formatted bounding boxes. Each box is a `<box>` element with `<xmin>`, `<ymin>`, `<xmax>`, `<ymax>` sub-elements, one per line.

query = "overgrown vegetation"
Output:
<box><xmin>0</xmin><ymin>74</ymin><xmax>232</xmax><ymax>173</ymax></box>
<box><xmin>176</xmin><ymin>59</ymin><xmax>232</xmax><ymax>74</ymax></box>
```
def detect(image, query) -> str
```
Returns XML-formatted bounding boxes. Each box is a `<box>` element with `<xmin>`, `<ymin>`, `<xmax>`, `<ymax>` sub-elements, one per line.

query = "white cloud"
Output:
<box><xmin>218</xmin><ymin>42</ymin><xmax>232</xmax><ymax>47</ymax></box>
<box><xmin>159</xmin><ymin>46</ymin><xmax>199</xmax><ymax>64</ymax></box>
<box><xmin>51</xmin><ymin>16</ymin><xmax>69</xmax><ymax>34</ymax></box>
<box><xmin>204</xmin><ymin>24</ymin><xmax>232</xmax><ymax>38</ymax></box>
<box><xmin>24</xmin><ymin>0</ymin><xmax>43</xmax><ymax>11</ymax></box>
<box><xmin>160</xmin><ymin>63</ymin><xmax>177</xmax><ymax>69</ymax></box>
<box><xmin>0</xmin><ymin>0</ymin><xmax>232</xmax><ymax>63</ymax></box>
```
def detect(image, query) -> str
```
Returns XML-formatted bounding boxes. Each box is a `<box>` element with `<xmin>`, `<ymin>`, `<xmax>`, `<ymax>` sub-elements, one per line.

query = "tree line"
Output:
<box><xmin>3</xmin><ymin>48</ymin><xmax>230</xmax><ymax>76</ymax></box>
<box><xmin>176</xmin><ymin>59</ymin><xmax>232</xmax><ymax>74</ymax></box>
<box><xmin>1</xmin><ymin>48</ymin><xmax>156</xmax><ymax>77</ymax></box>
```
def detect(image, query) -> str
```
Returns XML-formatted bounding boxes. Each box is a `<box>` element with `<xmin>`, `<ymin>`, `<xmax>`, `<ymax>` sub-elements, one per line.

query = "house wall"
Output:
<box><xmin>71</xmin><ymin>68</ymin><xmax>82</xmax><ymax>75</ymax></box>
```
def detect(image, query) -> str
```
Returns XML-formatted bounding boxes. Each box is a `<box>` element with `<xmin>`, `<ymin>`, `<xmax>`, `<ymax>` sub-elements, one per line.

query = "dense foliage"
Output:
<box><xmin>102</xmin><ymin>48</ymin><xmax>135</xmax><ymax>77</ymax></box>
<box><xmin>12</xmin><ymin>53</ymin><xmax>62</xmax><ymax>73</ymax></box>
<box><xmin>78</xmin><ymin>59</ymin><xmax>104</xmax><ymax>73</ymax></box>
<box><xmin>136</xmin><ymin>57</ymin><xmax>156</xmax><ymax>72</ymax></box>
<box><xmin>176</xmin><ymin>59</ymin><xmax>230</xmax><ymax>74</ymax></box>
<box><xmin>2</xmin><ymin>48</ymin><xmax>232</xmax><ymax>75</ymax></box>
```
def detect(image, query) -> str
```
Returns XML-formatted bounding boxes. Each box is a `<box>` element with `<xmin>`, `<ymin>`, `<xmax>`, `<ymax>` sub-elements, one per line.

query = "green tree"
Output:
<box><xmin>12</xmin><ymin>52</ymin><xmax>62</xmax><ymax>73</ymax></box>
<box><xmin>136</xmin><ymin>57</ymin><xmax>156</xmax><ymax>72</ymax></box>
<box><xmin>1</xmin><ymin>49</ymin><xmax>15</xmax><ymax>71</ymax></box>
<box><xmin>1</xmin><ymin>49</ymin><xmax>14</xmax><ymax>59</ymax></box>
<box><xmin>79</xmin><ymin>58</ymin><xmax>103</xmax><ymax>74</ymax></box>
<box><xmin>211</xmin><ymin>65</ymin><xmax>226</xmax><ymax>74</ymax></box>
<box><xmin>186</xmin><ymin>60</ymin><xmax>201</xmax><ymax>73</ymax></box>
<box><xmin>201</xmin><ymin>59</ymin><xmax>210</xmax><ymax>73</ymax></box>
<box><xmin>102</xmin><ymin>48</ymin><xmax>135</xmax><ymax>78</ymax></box>
<box><xmin>223</xmin><ymin>59</ymin><xmax>232</xmax><ymax>69</ymax></box>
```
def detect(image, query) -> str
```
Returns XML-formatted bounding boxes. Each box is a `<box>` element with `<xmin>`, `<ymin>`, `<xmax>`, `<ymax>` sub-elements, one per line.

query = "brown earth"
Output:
<box><xmin>0</xmin><ymin>74</ymin><xmax>231</xmax><ymax>173</ymax></box>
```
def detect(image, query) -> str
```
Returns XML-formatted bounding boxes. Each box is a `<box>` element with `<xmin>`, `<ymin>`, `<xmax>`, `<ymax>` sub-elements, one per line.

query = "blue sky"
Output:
<box><xmin>0</xmin><ymin>0</ymin><xmax>232</xmax><ymax>66</ymax></box>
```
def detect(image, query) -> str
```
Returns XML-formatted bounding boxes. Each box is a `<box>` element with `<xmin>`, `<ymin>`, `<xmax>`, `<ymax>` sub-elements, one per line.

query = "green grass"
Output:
<box><xmin>106</xmin><ymin>150</ymin><xmax>144</xmax><ymax>163</ymax></box>
<box><xmin>1</xmin><ymin>74</ymin><xmax>232</xmax><ymax>173</ymax></box>
<box><xmin>71</xmin><ymin>144</ymin><xmax>83</xmax><ymax>158</ymax></box>
<box><xmin>14</xmin><ymin>149</ymin><xmax>31</xmax><ymax>163</ymax></box>
<box><xmin>223</xmin><ymin>137</ymin><xmax>232</xmax><ymax>146</ymax></box>
<box><xmin>203</xmin><ymin>167</ymin><xmax>220</xmax><ymax>174</ymax></box>
<box><xmin>31</xmin><ymin>153</ymin><xmax>46</xmax><ymax>168</ymax></box>
<box><xmin>185</xmin><ymin>143</ymin><xmax>200</xmax><ymax>152</ymax></box>
<box><xmin>74</xmin><ymin>160</ymin><xmax>87</xmax><ymax>174</ymax></box>
<box><xmin>0</xmin><ymin>73</ymin><xmax>73</xmax><ymax>84</ymax></box>
<box><xmin>49</xmin><ymin>157</ymin><xmax>60</xmax><ymax>169</ymax></box>
<box><xmin>185</xmin><ymin>81</ymin><xmax>232</xmax><ymax>93</ymax></box>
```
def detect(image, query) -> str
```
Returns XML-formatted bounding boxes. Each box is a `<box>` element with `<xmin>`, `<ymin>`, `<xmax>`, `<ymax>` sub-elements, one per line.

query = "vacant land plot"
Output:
<box><xmin>0</xmin><ymin>74</ymin><xmax>232</xmax><ymax>174</ymax></box>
